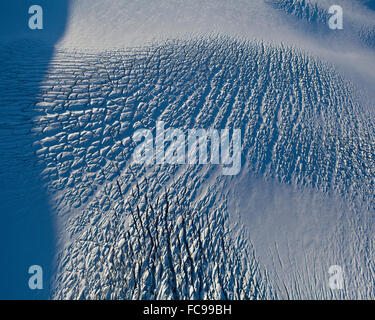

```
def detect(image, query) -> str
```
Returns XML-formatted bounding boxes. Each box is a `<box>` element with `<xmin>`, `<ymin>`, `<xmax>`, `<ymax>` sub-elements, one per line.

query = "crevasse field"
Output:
<box><xmin>1</xmin><ymin>0</ymin><xmax>375</xmax><ymax>299</ymax></box>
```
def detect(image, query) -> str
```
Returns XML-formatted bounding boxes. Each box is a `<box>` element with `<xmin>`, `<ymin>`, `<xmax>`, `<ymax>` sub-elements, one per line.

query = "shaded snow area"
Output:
<box><xmin>1</xmin><ymin>0</ymin><xmax>375</xmax><ymax>299</ymax></box>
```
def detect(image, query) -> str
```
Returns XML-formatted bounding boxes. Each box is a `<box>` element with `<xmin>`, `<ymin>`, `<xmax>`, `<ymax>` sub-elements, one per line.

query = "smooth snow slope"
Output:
<box><xmin>0</xmin><ymin>1</ymin><xmax>70</xmax><ymax>299</ymax></box>
<box><xmin>1</xmin><ymin>0</ymin><xmax>375</xmax><ymax>299</ymax></box>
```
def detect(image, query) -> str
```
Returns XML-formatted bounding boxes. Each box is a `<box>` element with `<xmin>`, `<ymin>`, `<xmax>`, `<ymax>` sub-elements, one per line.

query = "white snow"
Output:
<box><xmin>2</xmin><ymin>0</ymin><xmax>375</xmax><ymax>299</ymax></box>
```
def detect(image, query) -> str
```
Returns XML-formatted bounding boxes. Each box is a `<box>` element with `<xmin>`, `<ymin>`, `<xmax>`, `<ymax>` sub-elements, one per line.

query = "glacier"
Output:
<box><xmin>1</xmin><ymin>0</ymin><xmax>375</xmax><ymax>299</ymax></box>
